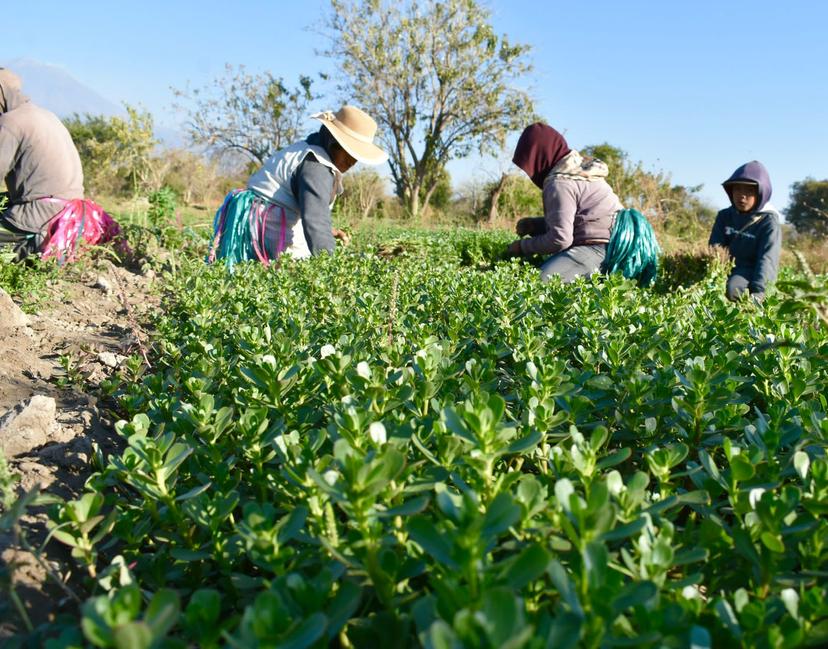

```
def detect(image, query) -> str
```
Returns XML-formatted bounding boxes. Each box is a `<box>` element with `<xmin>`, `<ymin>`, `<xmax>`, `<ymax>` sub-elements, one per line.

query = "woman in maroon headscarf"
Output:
<box><xmin>505</xmin><ymin>123</ymin><xmax>623</xmax><ymax>283</ymax></box>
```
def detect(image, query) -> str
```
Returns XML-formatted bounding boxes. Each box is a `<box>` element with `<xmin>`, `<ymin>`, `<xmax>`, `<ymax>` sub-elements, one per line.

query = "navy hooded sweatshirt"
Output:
<box><xmin>708</xmin><ymin>160</ymin><xmax>782</xmax><ymax>294</ymax></box>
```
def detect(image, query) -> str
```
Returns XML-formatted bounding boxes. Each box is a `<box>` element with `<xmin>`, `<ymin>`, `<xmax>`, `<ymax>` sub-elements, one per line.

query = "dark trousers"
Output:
<box><xmin>726</xmin><ymin>268</ymin><xmax>764</xmax><ymax>302</ymax></box>
<box><xmin>0</xmin><ymin>216</ymin><xmax>41</xmax><ymax>261</ymax></box>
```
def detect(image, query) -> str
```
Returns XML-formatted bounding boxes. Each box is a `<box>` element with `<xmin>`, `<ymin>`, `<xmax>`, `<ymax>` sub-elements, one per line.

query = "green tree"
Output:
<box><xmin>421</xmin><ymin>167</ymin><xmax>452</xmax><ymax>212</ymax></box>
<box><xmin>172</xmin><ymin>64</ymin><xmax>317</xmax><ymax>164</ymax></box>
<box><xmin>64</xmin><ymin>105</ymin><xmax>157</xmax><ymax>196</ymax></box>
<box><xmin>483</xmin><ymin>173</ymin><xmax>542</xmax><ymax>223</ymax></box>
<box><xmin>112</xmin><ymin>106</ymin><xmax>157</xmax><ymax>195</ymax></box>
<box><xmin>322</xmin><ymin>0</ymin><xmax>536</xmax><ymax>218</ymax></box>
<box><xmin>787</xmin><ymin>178</ymin><xmax>828</xmax><ymax>236</ymax></box>
<box><xmin>63</xmin><ymin>113</ymin><xmax>119</xmax><ymax>195</ymax></box>
<box><xmin>582</xmin><ymin>143</ymin><xmax>715</xmax><ymax>238</ymax></box>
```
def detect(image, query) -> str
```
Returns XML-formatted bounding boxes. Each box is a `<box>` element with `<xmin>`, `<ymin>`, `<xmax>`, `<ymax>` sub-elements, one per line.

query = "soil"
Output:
<box><xmin>0</xmin><ymin>260</ymin><xmax>158</xmax><ymax>636</ymax></box>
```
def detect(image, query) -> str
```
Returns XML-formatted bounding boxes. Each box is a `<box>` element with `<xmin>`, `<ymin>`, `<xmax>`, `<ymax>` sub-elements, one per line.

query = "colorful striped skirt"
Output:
<box><xmin>208</xmin><ymin>189</ymin><xmax>287</xmax><ymax>270</ymax></box>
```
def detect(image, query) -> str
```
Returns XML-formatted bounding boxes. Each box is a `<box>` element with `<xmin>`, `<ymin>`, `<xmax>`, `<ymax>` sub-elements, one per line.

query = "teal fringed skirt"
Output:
<box><xmin>208</xmin><ymin>189</ymin><xmax>287</xmax><ymax>271</ymax></box>
<box><xmin>601</xmin><ymin>208</ymin><xmax>661</xmax><ymax>286</ymax></box>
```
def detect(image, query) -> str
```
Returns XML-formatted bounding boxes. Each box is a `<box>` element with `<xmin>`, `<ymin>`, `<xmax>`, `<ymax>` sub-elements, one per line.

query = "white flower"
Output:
<box><xmin>554</xmin><ymin>478</ymin><xmax>575</xmax><ymax>512</ymax></box>
<box><xmin>356</xmin><ymin>361</ymin><xmax>371</xmax><ymax>379</ymax></box>
<box><xmin>682</xmin><ymin>585</ymin><xmax>700</xmax><ymax>600</ymax></box>
<box><xmin>323</xmin><ymin>470</ymin><xmax>338</xmax><ymax>486</ymax></box>
<box><xmin>369</xmin><ymin>421</ymin><xmax>387</xmax><ymax>445</ymax></box>
<box><xmin>320</xmin><ymin>344</ymin><xmax>336</xmax><ymax>359</ymax></box>
<box><xmin>794</xmin><ymin>451</ymin><xmax>810</xmax><ymax>480</ymax></box>
<box><xmin>781</xmin><ymin>588</ymin><xmax>799</xmax><ymax>619</ymax></box>
<box><xmin>606</xmin><ymin>470</ymin><xmax>624</xmax><ymax>496</ymax></box>
<box><xmin>749</xmin><ymin>488</ymin><xmax>766</xmax><ymax>509</ymax></box>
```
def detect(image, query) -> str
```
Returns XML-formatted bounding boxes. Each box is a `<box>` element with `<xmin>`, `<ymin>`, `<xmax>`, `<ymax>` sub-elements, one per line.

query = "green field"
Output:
<box><xmin>5</xmin><ymin>227</ymin><xmax>828</xmax><ymax>648</ymax></box>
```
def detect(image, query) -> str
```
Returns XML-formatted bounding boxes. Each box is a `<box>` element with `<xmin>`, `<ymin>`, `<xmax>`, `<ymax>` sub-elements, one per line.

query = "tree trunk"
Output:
<box><xmin>487</xmin><ymin>173</ymin><xmax>508</xmax><ymax>223</ymax></box>
<box><xmin>404</xmin><ymin>184</ymin><xmax>421</xmax><ymax>219</ymax></box>
<box><xmin>421</xmin><ymin>183</ymin><xmax>439</xmax><ymax>220</ymax></box>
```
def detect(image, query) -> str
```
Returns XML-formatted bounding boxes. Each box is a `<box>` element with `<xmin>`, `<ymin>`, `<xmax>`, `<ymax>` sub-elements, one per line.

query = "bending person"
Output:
<box><xmin>210</xmin><ymin>106</ymin><xmax>387</xmax><ymax>267</ymax></box>
<box><xmin>0</xmin><ymin>68</ymin><xmax>99</xmax><ymax>261</ymax></box>
<box><xmin>505</xmin><ymin>123</ymin><xmax>623</xmax><ymax>283</ymax></box>
<box><xmin>709</xmin><ymin>161</ymin><xmax>781</xmax><ymax>302</ymax></box>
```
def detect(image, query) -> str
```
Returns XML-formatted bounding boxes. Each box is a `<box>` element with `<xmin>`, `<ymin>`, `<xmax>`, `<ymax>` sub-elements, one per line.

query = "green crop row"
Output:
<box><xmin>349</xmin><ymin>225</ymin><xmax>515</xmax><ymax>268</ymax></box>
<box><xmin>14</xmin><ymin>232</ymin><xmax>828</xmax><ymax>648</ymax></box>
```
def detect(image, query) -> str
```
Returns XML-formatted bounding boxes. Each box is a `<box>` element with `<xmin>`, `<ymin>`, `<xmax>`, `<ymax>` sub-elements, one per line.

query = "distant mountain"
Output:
<box><xmin>1</xmin><ymin>57</ymin><xmax>124</xmax><ymax>118</ymax></box>
<box><xmin>1</xmin><ymin>58</ymin><xmax>188</xmax><ymax>147</ymax></box>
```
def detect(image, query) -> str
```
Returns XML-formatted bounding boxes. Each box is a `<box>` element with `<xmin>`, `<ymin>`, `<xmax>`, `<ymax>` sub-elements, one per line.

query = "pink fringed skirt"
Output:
<box><xmin>40</xmin><ymin>198</ymin><xmax>121</xmax><ymax>264</ymax></box>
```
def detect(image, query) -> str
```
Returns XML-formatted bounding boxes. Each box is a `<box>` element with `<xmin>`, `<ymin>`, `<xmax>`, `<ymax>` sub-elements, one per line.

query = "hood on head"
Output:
<box><xmin>0</xmin><ymin>68</ymin><xmax>26</xmax><ymax>114</ymax></box>
<box><xmin>512</xmin><ymin>123</ymin><xmax>571</xmax><ymax>189</ymax></box>
<box><xmin>723</xmin><ymin>160</ymin><xmax>772</xmax><ymax>212</ymax></box>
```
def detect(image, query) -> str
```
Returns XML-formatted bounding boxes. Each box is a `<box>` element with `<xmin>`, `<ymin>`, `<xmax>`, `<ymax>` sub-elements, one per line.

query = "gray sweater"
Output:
<box><xmin>519</xmin><ymin>175</ymin><xmax>623</xmax><ymax>256</ymax></box>
<box><xmin>0</xmin><ymin>85</ymin><xmax>84</xmax><ymax>233</ymax></box>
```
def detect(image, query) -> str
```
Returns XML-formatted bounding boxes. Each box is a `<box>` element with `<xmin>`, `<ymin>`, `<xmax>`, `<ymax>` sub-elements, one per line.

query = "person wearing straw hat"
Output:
<box><xmin>209</xmin><ymin>105</ymin><xmax>387</xmax><ymax>268</ymax></box>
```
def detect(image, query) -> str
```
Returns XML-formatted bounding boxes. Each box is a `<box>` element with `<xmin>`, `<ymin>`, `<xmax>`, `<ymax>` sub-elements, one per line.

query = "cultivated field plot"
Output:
<box><xmin>12</xmin><ymin>232</ymin><xmax>828</xmax><ymax>647</ymax></box>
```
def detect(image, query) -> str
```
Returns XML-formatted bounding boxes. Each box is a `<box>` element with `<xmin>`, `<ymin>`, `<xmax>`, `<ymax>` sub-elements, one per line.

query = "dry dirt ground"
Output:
<box><xmin>0</xmin><ymin>261</ymin><xmax>158</xmax><ymax>635</ymax></box>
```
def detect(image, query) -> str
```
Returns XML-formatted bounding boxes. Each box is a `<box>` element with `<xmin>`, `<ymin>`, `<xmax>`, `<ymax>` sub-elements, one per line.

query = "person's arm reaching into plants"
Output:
<box><xmin>508</xmin><ymin>182</ymin><xmax>578</xmax><ymax>256</ymax></box>
<box><xmin>293</xmin><ymin>158</ymin><xmax>337</xmax><ymax>255</ymax></box>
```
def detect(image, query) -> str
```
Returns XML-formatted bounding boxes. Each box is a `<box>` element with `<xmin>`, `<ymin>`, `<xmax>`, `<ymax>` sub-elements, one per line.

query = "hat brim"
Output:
<box><xmin>313</xmin><ymin>116</ymin><xmax>388</xmax><ymax>165</ymax></box>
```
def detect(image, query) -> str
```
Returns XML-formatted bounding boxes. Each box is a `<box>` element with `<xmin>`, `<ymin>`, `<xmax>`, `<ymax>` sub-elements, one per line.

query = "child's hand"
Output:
<box><xmin>333</xmin><ymin>228</ymin><xmax>351</xmax><ymax>246</ymax></box>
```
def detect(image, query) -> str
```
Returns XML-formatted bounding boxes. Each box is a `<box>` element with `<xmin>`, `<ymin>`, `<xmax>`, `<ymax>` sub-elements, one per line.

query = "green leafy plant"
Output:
<box><xmin>146</xmin><ymin>186</ymin><xmax>178</xmax><ymax>229</ymax></box>
<box><xmin>5</xmin><ymin>226</ymin><xmax>825</xmax><ymax>647</ymax></box>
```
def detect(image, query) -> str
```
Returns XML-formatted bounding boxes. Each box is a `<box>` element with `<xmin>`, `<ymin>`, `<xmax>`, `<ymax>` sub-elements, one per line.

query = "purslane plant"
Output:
<box><xmin>11</xmin><ymin>232</ymin><xmax>826</xmax><ymax>647</ymax></box>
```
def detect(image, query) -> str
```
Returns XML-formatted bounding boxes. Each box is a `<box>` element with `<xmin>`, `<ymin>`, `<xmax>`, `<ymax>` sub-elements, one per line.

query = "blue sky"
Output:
<box><xmin>3</xmin><ymin>0</ymin><xmax>827</xmax><ymax>210</ymax></box>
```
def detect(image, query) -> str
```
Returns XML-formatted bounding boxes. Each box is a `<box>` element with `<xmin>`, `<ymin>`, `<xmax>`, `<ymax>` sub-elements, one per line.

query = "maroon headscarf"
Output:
<box><xmin>512</xmin><ymin>123</ymin><xmax>571</xmax><ymax>189</ymax></box>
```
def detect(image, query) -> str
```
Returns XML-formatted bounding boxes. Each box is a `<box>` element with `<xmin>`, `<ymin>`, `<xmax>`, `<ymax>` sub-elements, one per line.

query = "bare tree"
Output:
<box><xmin>172</xmin><ymin>64</ymin><xmax>317</xmax><ymax>165</ymax></box>
<box><xmin>339</xmin><ymin>168</ymin><xmax>387</xmax><ymax>219</ymax></box>
<box><xmin>321</xmin><ymin>0</ymin><xmax>536</xmax><ymax>218</ymax></box>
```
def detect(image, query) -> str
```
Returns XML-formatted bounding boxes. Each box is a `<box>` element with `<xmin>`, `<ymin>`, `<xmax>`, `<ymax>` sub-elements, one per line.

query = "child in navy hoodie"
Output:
<box><xmin>709</xmin><ymin>161</ymin><xmax>782</xmax><ymax>302</ymax></box>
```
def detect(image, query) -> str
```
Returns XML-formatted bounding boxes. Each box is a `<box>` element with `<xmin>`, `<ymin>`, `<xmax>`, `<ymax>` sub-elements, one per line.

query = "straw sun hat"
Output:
<box><xmin>311</xmin><ymin>106</ymin><xmax>388</xmax><ymax>165</ymax></box>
